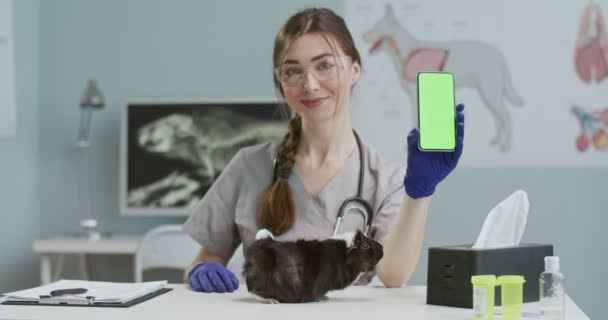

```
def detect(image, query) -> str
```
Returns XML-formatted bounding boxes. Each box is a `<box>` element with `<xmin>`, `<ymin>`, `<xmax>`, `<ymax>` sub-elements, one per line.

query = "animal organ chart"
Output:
<box><xmin>346</xmin><ymin>0</ymin><xmax>608</xmax><ymax>167</ymax></box>
<box><xmin>0</xmin><ymin>0</ymin><xmax>16</xmax><ymax>137</ymax></box>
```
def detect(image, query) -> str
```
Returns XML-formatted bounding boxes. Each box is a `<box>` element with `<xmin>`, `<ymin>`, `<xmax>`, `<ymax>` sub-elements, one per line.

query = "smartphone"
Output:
<box><xmin>417</xmin><ymin>72</ymin><xmax>456</xmax><ymax>151</ymax></box>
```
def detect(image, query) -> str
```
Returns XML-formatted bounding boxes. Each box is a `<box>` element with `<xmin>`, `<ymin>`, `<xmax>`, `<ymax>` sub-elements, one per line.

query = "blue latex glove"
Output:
<box><xmin>188</xmin><ymin>262</ymin><xmax>239</xmax><ymax>293</ymax></box>
<box><xmin>403</xmin><ymin>103</ymin><xmax>465</xmax><ymax>199</ymax></box>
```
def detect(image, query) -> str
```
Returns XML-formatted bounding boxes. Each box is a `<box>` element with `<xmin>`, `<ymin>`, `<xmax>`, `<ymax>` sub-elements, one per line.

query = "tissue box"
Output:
<box><xmin>426</xmin><ymin>243</ymin><xmax>553</xmax><ymax>308</ymax></box>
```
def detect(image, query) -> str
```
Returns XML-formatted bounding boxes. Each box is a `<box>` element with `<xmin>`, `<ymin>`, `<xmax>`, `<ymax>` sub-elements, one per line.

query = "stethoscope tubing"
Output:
<box><xmin>272</xmin><ymin>129</ymin><xmax>374</xmax><ymax>237</ymax></box>
<box><xmin>332</xmin><ymin>130</ymin><xmax>373</xmax><ymax>237</ymax></box>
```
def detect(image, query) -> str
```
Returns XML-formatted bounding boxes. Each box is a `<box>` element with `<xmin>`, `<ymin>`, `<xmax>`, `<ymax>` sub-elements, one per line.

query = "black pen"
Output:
<box><xmin>49</xmin><ymin>288</ymin><xmax>88</xmax><ymax>297</ymax></box>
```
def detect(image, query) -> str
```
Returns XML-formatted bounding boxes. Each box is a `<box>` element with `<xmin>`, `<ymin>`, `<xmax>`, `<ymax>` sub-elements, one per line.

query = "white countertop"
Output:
<box><xmin>0</xmin><ymin>284</ymin><xmax>589</xmax><ymax>320</ymax></box>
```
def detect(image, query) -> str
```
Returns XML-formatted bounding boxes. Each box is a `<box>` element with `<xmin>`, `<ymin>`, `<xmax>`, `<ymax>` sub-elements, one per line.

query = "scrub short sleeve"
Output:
<box><xmin>182</xmin><ymin>150</ymin><xmax>244</xmax><ymax>261</ymax></box>
<box><xmin>371</xmin><ymin>168</ymin><xmax>406</xmax><ymax>241</ymax></box>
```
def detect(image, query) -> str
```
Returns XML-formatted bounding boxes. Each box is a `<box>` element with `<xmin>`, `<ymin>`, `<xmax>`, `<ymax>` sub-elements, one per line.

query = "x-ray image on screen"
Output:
<box><xmin>120</xmin><ymin>100</ymin><xmax>287</xmax><ymax>216</ymax></box>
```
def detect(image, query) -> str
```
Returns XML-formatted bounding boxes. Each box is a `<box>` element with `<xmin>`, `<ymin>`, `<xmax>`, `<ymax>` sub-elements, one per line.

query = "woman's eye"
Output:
<box><xmin>318</xmin><ymin>60</ymin><xmax>335</xmax><ymax>70</ymax></box>
<box><xmin>284</xmin><ymin>68</ymin><xmax>301</xmax><ymax>77</ymax></box>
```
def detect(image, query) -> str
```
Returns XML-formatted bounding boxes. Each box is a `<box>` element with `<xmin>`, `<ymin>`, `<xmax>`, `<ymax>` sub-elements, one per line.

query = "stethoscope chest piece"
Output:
<box><xmin>333</xmin><ymin>196</ymin><xmax>373</xmax><ymax>237</ymax></box>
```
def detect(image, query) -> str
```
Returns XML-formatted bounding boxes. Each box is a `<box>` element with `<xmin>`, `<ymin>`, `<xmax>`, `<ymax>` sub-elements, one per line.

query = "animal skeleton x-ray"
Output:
<box><xmin>126</xmin><ymin>105</ymin><xmax>286</xmax><ymax>209</ymax></box>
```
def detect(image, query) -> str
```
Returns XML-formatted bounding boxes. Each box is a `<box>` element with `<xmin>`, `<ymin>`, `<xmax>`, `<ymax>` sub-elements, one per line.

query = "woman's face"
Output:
<box><xmin>278</xmin><ymin>33</ymin><xmax>360</xmax><ymax>124</ymax></box>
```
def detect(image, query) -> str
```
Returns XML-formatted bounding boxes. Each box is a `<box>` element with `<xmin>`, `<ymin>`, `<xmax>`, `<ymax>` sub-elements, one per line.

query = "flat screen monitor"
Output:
<box><xmin>119</xmin><ymin>98</ymin><xmax>287</xmax><ymax>216</ymax></box>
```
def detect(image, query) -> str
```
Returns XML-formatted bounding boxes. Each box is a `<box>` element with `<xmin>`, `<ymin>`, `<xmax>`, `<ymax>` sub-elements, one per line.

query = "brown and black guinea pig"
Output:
<box><xmin>242</xmin><ymin>228</ymin><xmax>383</xmax><ymax>303</ymax></box>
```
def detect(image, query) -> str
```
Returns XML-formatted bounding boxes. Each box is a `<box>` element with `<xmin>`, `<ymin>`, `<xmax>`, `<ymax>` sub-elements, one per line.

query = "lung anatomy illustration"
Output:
<box><xmin>575</xmin><ymin>1</ymin><xmax>608</xmax><ymax>84</ymax></box>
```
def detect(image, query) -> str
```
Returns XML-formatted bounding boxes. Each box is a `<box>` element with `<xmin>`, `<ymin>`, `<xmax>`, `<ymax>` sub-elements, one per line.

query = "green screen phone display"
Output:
<box><xmin>417</xmin><ymin>72</ymin><xmax>456</xmax><ymax>151</ymax></box>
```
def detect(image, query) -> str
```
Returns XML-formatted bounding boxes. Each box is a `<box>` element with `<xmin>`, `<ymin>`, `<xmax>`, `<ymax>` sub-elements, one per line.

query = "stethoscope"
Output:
<box><xmin>272</xmin><ymin>130</ymin><xmax>373</xmax><ymax>237</ymax></box>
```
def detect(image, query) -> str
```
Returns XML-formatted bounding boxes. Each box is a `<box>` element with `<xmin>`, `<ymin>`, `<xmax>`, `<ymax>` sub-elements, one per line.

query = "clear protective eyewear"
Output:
<box><xmin>276</xmin><ymin>55</ymin><xmax>353</xmax><ymax>87</ymax></box>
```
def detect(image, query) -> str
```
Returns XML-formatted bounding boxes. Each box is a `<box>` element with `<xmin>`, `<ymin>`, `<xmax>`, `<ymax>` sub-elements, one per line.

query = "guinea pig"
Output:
<box><xmin>242</xmin><ymin>228</ymin><xmax>383</xmax><ymax>303</ymax></box>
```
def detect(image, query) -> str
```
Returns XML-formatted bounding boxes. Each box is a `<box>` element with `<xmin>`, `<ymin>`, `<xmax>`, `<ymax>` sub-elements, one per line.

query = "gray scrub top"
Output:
<box><xmin>183</xmin><ymin>139</ymin><xmax>406</xmax><ymax>261</ymax></box>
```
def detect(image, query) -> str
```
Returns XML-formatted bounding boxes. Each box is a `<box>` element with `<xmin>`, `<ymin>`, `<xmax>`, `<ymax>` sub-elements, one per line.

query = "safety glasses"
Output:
<box><xmin>276</xmin><ymin>55</ymin><xmax>353</xmax><ymax>87</ymax></box>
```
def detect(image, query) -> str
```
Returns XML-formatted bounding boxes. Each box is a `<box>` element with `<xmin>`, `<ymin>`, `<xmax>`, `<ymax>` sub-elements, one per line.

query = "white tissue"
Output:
<box><xmin>472</xmin><ymin>190</ymin><xmax>529</xmax><ymax>249</ymax></box>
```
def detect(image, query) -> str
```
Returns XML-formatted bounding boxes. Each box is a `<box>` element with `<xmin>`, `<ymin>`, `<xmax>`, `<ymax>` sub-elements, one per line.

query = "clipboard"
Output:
<box><xmin>1</xmin><ymin>287</ymin><xmax>173</xmax><ymax>308</ymax></box>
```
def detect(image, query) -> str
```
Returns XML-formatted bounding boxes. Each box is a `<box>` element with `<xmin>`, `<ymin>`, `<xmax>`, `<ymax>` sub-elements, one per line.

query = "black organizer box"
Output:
<box><xmin>426</xmin><ymin>243</ymin><xmax>553</xmax><ymax>308</ymax></box>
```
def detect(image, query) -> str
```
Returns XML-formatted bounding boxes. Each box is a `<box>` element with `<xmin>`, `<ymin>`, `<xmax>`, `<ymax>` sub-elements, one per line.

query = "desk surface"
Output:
<box><xmin>0</xmin><ymin>285</ymin><xmax>589</xmax><ymax>320</ymax></box>
<box><xmin>32</xmin><ymin>236</ymin><xmax>140</xmax><ymax>254</ymax></box>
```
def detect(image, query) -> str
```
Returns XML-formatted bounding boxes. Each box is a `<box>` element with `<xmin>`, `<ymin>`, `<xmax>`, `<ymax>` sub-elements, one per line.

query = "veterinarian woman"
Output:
<box><xmin>183</xmin><ymin>7</ymin><xmax>465</xmax><ymax>293</ymax></box>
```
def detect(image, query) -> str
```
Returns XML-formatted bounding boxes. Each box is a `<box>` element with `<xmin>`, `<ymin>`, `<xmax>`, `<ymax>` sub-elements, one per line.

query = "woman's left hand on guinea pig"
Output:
<box><xmin>403</xmin><ymin>103</ymin><xmax>465</xmax><ymax>199</ymax></box>
<box><xmin>188</xmin><ymin>262</ymin><xmax>239</xmax><ymax>293</ymax></box>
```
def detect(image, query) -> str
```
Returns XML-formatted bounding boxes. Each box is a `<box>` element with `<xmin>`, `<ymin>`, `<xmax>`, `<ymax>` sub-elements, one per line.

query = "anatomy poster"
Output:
<box><xmin>346</xmin><ymin>1</ymin><xmax>608</xmax><ymax>167</ymax></box>
<box><xmin>0</xmin><ymin>0</ymin><xmax>15</xmax><ymax>137</ymax></box>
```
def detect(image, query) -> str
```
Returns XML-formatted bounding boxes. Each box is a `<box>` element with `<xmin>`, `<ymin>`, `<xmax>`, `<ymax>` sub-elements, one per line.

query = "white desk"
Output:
<box><xmin>0</xmin><ymin>285</ymin><xmax>589</xmax><ymax>320</ymax></box>
<box><xmin>32</xmin><ymin>236</ymin><xmax>141</xmax><ymax>284</ymax></box>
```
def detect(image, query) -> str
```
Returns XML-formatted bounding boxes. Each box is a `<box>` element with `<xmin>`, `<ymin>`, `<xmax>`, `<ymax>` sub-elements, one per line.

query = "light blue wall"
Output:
<box><xmin>37</xmin><ymin>0</ymin><xmax>340</xmax><ymax>237</ymax></box>
<box><xmin>0</xmin><ymin>0</ymin><xmax>40</xmax><ymax>293</ymax></box>
<box><xmin>1</xmin><ymin>1</ymin><xmax>602</xmax><ymax>318</ymax></box>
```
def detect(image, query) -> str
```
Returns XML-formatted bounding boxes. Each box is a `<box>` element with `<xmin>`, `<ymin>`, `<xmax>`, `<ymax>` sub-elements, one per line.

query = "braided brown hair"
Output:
<box><xmin>258</xmin><ymin>8</ymin><xmax>362</xmax><ymax>235</ymax></box>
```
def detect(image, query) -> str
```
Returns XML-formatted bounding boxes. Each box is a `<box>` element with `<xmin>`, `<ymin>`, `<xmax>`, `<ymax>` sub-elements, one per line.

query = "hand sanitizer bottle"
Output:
<box><xmin>539</xmin><ymin>256</ymin><xmax>565</xmax><ymax>320</ymax></box>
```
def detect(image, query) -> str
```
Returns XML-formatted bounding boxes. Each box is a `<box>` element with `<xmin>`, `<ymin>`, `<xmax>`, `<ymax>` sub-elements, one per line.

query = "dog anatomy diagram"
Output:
<box><xmin>0</xmin><ymin>0</ymin><xmax>16</xmax><ymax>137</ymax></box>
<box><xmin>346</xmin><ymin>1</ymin><xmax>608</xmax><ymax>166</ymax></box>
<box><xmin>362</xmin><ymin>5</ymin><xmax>523</xmax><ymax>153</ymax></box>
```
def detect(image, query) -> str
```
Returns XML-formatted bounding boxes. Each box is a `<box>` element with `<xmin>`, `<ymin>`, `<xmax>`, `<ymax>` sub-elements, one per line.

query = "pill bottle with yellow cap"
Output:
<box><xmin>471</xmin><ymin>275</ymin><xmax>496</xmax><ymax>320</ymax></box>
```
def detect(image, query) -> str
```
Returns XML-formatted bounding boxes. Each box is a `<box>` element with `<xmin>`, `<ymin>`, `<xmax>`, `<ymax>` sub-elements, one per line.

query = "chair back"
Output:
<box><xmin>134</xmin><ymin>225</ymin><xmax>199</xmax><ymax>282</ymax></box>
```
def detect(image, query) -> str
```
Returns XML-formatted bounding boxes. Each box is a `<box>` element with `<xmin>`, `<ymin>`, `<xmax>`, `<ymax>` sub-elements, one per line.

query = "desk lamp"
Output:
<box><xmin>76</xmin><ymin>79</ymin><xmax>104</xmax><ymax>240</ymax></box>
